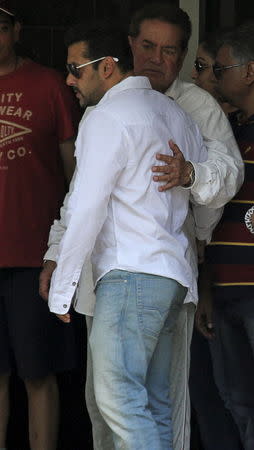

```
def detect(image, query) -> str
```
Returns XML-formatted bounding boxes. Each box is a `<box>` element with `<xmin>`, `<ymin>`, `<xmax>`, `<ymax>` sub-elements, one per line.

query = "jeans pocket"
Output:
<box><xmin>94</xmin><ymin>277</ymin><xmax>128</xmax><ymax>324</ymax></box>
<box><xmin>136</xmin><ymin>275</ymin><xmax>186</xmax><ymax>338</ymax></box>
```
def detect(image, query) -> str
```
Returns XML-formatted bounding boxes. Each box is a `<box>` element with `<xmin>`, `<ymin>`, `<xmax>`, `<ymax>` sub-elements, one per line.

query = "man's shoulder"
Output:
<box><xmin>167</xmin><ymin>78</ymin><xmax>221</xmax><ymax>113</ymax></box>
<box><xmin>24</xmin><ymin>60</ymin><xmax>66</xmax><ymax>87</ymax></box>
<box><xmin>98</xmin><ymin>84</ymin><xmax>177</xmax><ymax>117</ymax></box>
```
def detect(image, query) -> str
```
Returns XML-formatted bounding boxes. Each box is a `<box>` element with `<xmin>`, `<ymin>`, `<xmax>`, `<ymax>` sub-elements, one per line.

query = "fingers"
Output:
<box><xmin>56</xmin><ymin>313</ymin><xmax>71</xmax><ymax>323</ymax></box>
<box><xmin>157</xmin><ymin>180</ymin><xmax>180</xmax><ymax>191</ymax></box>
<box><xmin>152</xmin><ymin>142</ymin><xmax>188</xmax><ymax>190</ymax></box>
<box><xmin>153</xmin><ymin>170</ymin><xmax>182</xmax><ymax>189</ymax></box>
<box><xmin>168</xmin><ymin>139</ymin><xmax>183</xmax><ymax>158</ymax></box>
<box><xmin>196</xmin><ymin>240</ymin><xmax>206</xmax><ymax>264</ymax></box>
<box><xmin>195</xmin><ymin>314</ymin><xmax>215</xmax><ymax>339</ymax></box>
<box><xmin>195</xmin><ymin>297</ymin><xmax>214</xmax><ymax>339</ymax></box>
<box><xmin>152</xmin><ymin>154</ymin><xmax>173</xmax><ymax>170</ymax></box>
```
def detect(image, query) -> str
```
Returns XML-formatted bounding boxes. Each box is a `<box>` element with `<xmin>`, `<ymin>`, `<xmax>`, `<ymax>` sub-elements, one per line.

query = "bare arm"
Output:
<box><xmin>195</xmin><ymin>262</ymin><xmax>214</xmax><ymax>339</ymax></box>
<box><xmin>59</xmin><ymin>138</ymin><xmax>76</xmax><ymax>184</ymax></box>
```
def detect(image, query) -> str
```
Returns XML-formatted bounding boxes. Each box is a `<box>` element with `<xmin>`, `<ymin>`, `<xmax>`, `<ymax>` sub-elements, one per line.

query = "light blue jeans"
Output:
<box><xmin>89</xmin><ymin>270</ymin><xmax>187</xmax><ymax>450</ymax></box>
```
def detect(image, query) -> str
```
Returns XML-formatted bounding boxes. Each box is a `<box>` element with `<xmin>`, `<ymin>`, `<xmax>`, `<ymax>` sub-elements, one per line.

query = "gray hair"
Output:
<box><xmin>219</xmin><ymin>21</ymin><xmax>254</xmax><ymax>64</ymax></box>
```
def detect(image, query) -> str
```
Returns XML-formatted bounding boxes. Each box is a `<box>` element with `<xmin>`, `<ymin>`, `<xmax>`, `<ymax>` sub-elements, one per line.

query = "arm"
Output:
<box><xmin>59</xmin><ymin>138</ymin><xmax>76</xmax><ymax>184</ymax></box>
<box><xmin>48</xmin><ymin>111</ymin><xmax>127</xmax><ymax>316</ymax></box>
<box><xmin>195</xmin><ymin>262</ymin><xmax>214</xmax><ymax>339</ymax></box>
<box><xmin>152</xmin><ymin>93</ymin><xmax>244</xmax><ymax>208</ymax></box>
<box><xmin>42</xmin><ymin>108</ymin><xmax>92</xmax><ymax>267</ymax></box>
<box><xmin>39</xmin><ymin>169</ymin><xmax>77</xmax><ymax>301</ymax></box>
<box><xmin>192</xmin><ymin>203</ymin><xmax>223</xmax><ymax>244</ymax></box>
<box><xmin>40</xmin><ymin>107</ymin><xmax>105</xmax><ymax>301</ymax></box>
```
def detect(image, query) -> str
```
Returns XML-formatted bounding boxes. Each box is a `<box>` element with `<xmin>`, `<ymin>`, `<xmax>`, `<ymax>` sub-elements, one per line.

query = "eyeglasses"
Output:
<box><xmin>194</xmin><ymin>59</ymin><xmax>211</xmax><ymax>73</ymax></box>
<box><xmin>212</xmin><ymin>62</ymin><xmax>246</xmax><ymax>80</ymax></box>
<box><xmin>66</xmin><ymin>56</ymin><xmax>119</xmax><ymax>79</ymax></box>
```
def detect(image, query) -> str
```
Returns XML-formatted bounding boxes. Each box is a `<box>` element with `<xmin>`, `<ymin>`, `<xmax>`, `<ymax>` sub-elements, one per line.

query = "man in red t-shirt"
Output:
<box><xmin>0</xmin><ymin>2</ymin><xmax>80</xmax><ymax>449</ymax></box>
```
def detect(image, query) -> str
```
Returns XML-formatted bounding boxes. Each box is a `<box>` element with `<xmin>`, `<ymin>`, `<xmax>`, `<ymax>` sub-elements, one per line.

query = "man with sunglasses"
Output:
<box><xmin>0</xmin><ymin>1</ymin><xmax>80</xmax><ymax>449</ymax></box>
<box><xmin>40</xmin><ymin>4</ymin><xmax>244</xmax><ymax>450</ymax></box>
<box><xmin>45</xmin><ymin>20</ymin><xmax>210</xmax><ymax>450</ymax></box>
<box><xmin>196</xmin><ymin>22</ymin><xmax>254</xmax><ymax>450</ymax></box>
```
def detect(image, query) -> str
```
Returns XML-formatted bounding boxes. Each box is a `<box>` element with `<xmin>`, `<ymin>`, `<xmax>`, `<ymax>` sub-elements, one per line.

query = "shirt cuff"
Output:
<box><xmin>43</xmin><ymin>244</ymin><xmax>59</xmax><ymax>263</ymax></box>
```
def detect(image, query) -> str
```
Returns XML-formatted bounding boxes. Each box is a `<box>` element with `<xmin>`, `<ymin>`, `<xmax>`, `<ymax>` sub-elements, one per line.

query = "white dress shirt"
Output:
<box><xmin>167</xmin><ymin>78</ymin><xmax>244</xmax><ymax>208</ymax></box>
<box><xmin>48</xmin><ymin>76</ymin><xmax>207</xmax><ymax>315</ymax></box>
<box><xmin>45</xmin><ymin>77</ymin><xmax>244</xmax><ymax>312</ymax></box>
<box><xmin>166</xmin><ymin>78</ymin><xmax>244</xmax><ymax>303</ymax></box>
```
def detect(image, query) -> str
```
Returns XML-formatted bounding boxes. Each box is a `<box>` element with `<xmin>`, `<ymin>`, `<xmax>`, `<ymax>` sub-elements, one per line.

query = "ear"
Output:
<box><xmin>101</xmin><ymin>57</ymin><xmax>116</xmax><ymax>79</ymax></box>
<box><xmin>128</xmin><ymin>35</ymin><xmax>135</xmax><ymax>55</ymax></box>
<box><xmin>245</xmin><ymin>61</ymin><xmax>254</xmax><ymax>85</ymax></box>
<box><xmin>177</xmin><ymin>48</ymin><xmax>187</xmax><ymax>70</ymax></box>
<box><xmin>13</xmin><ymin>21</ymin><xmax>21</xmax><ymax>43</ymax></box>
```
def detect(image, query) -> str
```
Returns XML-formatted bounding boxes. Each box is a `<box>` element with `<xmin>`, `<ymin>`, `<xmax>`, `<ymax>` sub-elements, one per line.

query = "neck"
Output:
<box><xmin>237</xmin><ymin>91</ymin><xmax>254</xmax><ymax>119</ymax></box>
<box><xmin>114</xmin><ymin>70</ymin><xmax>133</xmax><ymax>84</ymax></box>
<box><xmin>0</xmin><ymin>52</ymin><xmax>19</xmax><ymax>76</ymax></box>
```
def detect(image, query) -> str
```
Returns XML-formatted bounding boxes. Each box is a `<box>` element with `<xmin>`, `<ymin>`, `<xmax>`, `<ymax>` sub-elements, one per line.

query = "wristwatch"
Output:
<box><xmin>183</xmin><ymin>161</ymin><xmax>195</xmax><ymax>188</ymax></box>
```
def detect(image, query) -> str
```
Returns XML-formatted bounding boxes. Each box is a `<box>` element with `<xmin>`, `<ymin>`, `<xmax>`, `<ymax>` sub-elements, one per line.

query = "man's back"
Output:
<box><xmin>49</xmin><ymin>76</ymin><xmax>207</xmax><ymax>313</ymax></box>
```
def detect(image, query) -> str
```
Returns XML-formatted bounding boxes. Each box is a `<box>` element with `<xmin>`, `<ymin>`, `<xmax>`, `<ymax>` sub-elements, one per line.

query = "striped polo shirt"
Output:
<box><xmin>207</xmin><ymin>112</ymin><xmax>254</xmax><ymax>300</ymax></box>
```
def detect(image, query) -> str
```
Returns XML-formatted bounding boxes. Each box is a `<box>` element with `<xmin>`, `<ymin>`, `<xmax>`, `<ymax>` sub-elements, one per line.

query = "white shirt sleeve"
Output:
<box><xmin>48</xmin><ymin>110</ymin><xmax>128</xmax><ymax>314</ymax></box>
<box><xmin>191</xmin><ymin>203</ymin><xmax>224</xmax><ymax>243</ymax></box>
<box><xmin>188</xmin><ymin>109</ymin><xmax>243</xmax><ymax>240</ymax></box>
<box><xmin>44</xmin><ymin>170</ymin><xmax>77</xmax><ymax>262</ymax></box>
<box><xmin>173</xmin><ymin>81</ymin><xmax>244</xmax><ymax>208</ymax></box>
<box><xmin>190</xmin><ymin>135</ymin><xmax>244</xmax><ymax>208</ymax></box>
<box><xmin>43</xmin><ymin>108</ymin><xmax>94</xmax><ymax>263</ymax></box>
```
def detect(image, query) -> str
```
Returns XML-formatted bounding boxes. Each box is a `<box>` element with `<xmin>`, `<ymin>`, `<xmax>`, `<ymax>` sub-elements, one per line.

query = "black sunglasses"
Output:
<box><xmin>66</xmin><ymin>56</ymin><xmax>119</xmax><ymax>79</ymax></box>
<box><xmin>194</xmin><ymin>59</ymin><xmax>211</xmax><ymax>73</ymax></box>
<box><xmin>212</xmin><ymin>62</ymin><xmax>246</xmax><ymax>80</ymax></box>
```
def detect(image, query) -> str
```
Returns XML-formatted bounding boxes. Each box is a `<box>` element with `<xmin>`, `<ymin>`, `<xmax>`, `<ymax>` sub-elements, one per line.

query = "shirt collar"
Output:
<box><xmin>98</xmin><ymin>76</ymin><xmax>152</xmax><ymax>106</ymax></box>
<box><xmin>164</xmin><ymin>77</ymin><xmax>181</xmax><ymax>101</ymax></box>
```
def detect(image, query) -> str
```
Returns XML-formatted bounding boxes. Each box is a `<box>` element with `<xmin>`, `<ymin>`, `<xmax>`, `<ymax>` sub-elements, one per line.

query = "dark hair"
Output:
<box><xmin>0</xmin><ymin>10</ymin><xmax>16</xmax><ymax>25</ymax></box>
<box><xmin>65</xmin><ymin>20</ymin><xmax>133</xmax><ymax>73</ymax></box>
<box><xmin>129</xmin><ymin>3</ymin><xmax>192</xmax><ymax>51</ymax></box>
<box><xmin>199</xmin><ymin>32</ymin><xmax>221</xmax><ymax>60</ymax></box>
<box><xmin>218</xmin><ymin>21</ymin><xmax>254</xmax><ymax>63</ymax></box>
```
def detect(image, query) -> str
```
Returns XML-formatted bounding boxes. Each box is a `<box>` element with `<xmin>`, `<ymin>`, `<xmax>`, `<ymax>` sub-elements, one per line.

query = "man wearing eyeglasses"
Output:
<box><xmin>0</xmin><ymin>1</ymin><xmax>80</xmax><ymax>449</ymax></box>
<box><xmin>40</xmin><ymin>4</ymin><xmax>245</xmax><ymax>450</ymax></box>
<box><xmin>196</xmin><ymin>22</ymin><xmax>254</xmax><ymax>450</ymax></box>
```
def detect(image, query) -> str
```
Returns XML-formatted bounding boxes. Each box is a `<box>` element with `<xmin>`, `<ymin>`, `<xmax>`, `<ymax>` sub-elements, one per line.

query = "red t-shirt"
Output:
<box><xmin>0</xmin><ymin>59</ymin><xmax>79</xmax><ymax>267</ymax></box>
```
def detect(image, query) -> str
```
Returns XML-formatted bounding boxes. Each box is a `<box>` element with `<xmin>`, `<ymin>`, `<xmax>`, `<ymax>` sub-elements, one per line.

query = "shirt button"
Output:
<box><xmin>72</xmin><ymin>282</ymin><xmax>77</xmax><ymax>286</ymax></box>
<box><xmin>63</xmin><ymin>304</ymin><xmax>68</xmax><ymax>308</ymax></box>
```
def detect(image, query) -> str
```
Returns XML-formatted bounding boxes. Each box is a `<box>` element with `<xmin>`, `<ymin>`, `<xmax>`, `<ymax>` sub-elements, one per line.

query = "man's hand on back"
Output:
<box><xmin>152</xmin><ymin>140</ymin><xmax>194</xmax><ymax>190</ymax></box>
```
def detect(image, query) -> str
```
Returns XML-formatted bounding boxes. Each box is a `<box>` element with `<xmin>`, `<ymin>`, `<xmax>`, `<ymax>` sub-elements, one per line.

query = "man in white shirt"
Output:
<box><xmin>41</xmin><ymin>4</ymin><xmax>244</xmax><ymax>450</ymax></box>
<box><xmin>47</xmin><ymin>21</ymin><xmax>207</xmax><ymax>450</ymax></box>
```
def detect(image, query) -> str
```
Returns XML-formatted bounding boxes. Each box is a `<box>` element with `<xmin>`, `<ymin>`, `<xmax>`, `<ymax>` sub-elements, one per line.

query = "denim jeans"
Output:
<box><xmin>89</xmin><ymin>270</ymin><xmax>187</xmax><ymax>450</ymax></box>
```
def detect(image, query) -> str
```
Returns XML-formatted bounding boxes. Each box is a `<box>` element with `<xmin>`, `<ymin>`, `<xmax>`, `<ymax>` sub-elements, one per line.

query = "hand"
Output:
<box><xmin>196</xmin><ymin>239</ymin><xmax>206</xmax><ymax>264</ymax></box>
<box><xmin>39</xmin><ymin>260</ymin><xmax>57</xmax><ymax>301</ymax></box>
<box><xmin>56</xmin><ymin>313</ymin><xmax>71</xmax><ymax>323</ymax></box>
<box><xmin>152</xmin><ymin>140</ymin><xmax>193</xmax><ymax>191</ymax></box>
<box><xmin>195</xmin><ymin>296</ymin><xmax>214</xmax><ymax>339</ymax></box>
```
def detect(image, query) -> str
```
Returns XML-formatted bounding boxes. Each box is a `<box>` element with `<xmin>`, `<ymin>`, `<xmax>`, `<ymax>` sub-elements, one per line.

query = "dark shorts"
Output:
<box><xmin>0</xmin><ymin>268</ymin><xmax>78</xmax><ymax>379</ymax></box>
